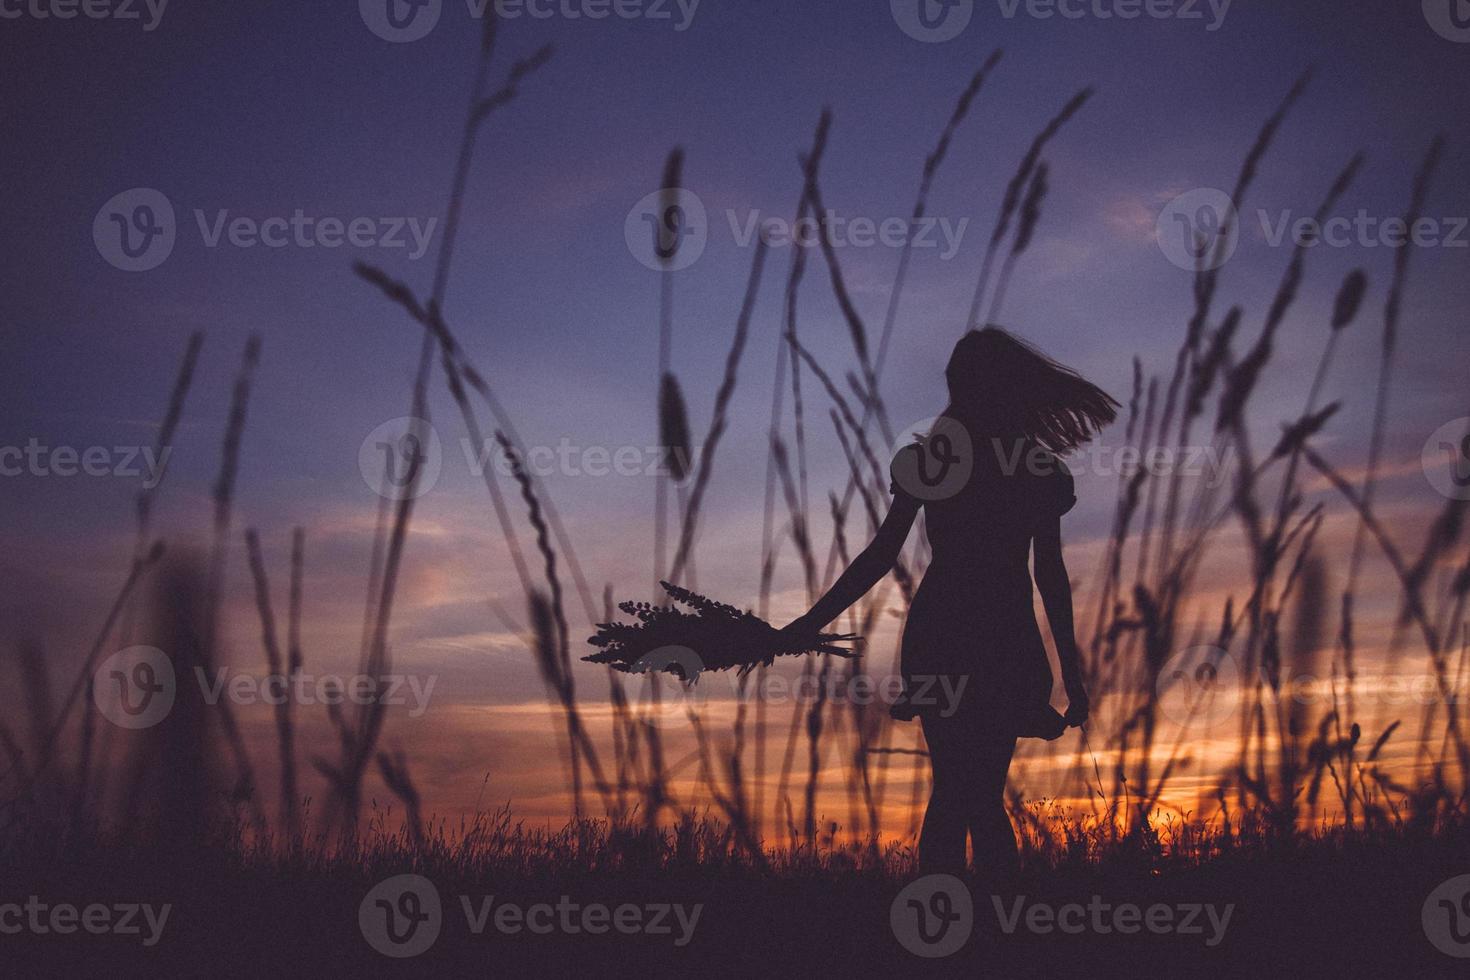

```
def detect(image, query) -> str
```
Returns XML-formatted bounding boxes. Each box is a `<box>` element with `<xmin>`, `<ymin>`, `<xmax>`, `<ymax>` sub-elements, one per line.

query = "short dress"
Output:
<box><xmin>889</xmin><ymin>429</ymin><xmax>1075</xmax><ymax>738</ymax></box>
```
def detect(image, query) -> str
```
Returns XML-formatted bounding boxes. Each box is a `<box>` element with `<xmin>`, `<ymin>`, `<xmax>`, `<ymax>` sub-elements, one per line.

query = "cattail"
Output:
<box><xmin>921</xmin><ymin>50</ymin><xmax>1002</xmax><ymax>186</ymax></box>
<box><xmin>1013</xmin><ymin>161</ymin><xmax>1049</xmax><ymax>255</ymax></box>
<box><xmin>1271</xmin><ymin>402</ymin><xmax>1340</xmax><ymax>459</ymax></box>
<box><xmin>1331</xmin><ymin>268</ymin><xmax>1368</xmax><ymax>330</ymax></box>
<box><xmin>668</xmin><ymin>238</ymin><xmax>769</xmax><ymax>583</ymax></box>
<box><xmin>212</xmin><ymin>335</ymin><xmax>262</xmax><ymax>535</ymax></box>
<box><xmin>966</xmin><ymin>87</ymin><xmax>1092</xmax><ymax>329</ymax></box>
<box><xmin>244</xmin><ymin>528</ymin><xmax>304</xmax><ymax>841</ymax></box>
<box><xmin>786</xmin><ymin>332</ymin><xmax>886</xmax><ymax>491</ymax></box>
<box><xmin>1348</xmin><ymin>135</ymin><xmax>1445</xmax><ymax>600</ymax></box>
<box><xmin>1288</xmin><ymin>553</ymin><xmax>1328</xmax><ymax>737</ymax></box>
<box><xmin>659</xmin><ymin>372</ymin><xmax>692</xmax><ymax>483</ymax></box>
<box><xmin>472</xmin><ymin>45</ymin><xmax>555</xmax><ymax>122</ymax></box>
<box><xmin>501</xmin><ymin>434</ymin><xmax>613</xmax><ymax>813</ymax></box>
<box><xmin>803</xmin><ymin>159</ymin><xmax>875</xmax><ymax>382</ymax></box>
<box><xmin>288</xmin><ymin>528</ymin><xmax>304</xmax><ymax>675</ymax></box>
<box><xmin>986</xmin><ymin>161</ymin><xmax>1050</xmax><ymax>320</ymax></box>
<box><xmin>1186</xmin><ymin>307</ymin><xmax>1239</xmax><ymax>419</ymax></box>
<box><xmin>135</xmin><ymin>331</ymin><xmax>202</xmax><ymax>548</ymax></box>
<box><xmin>656</xmin><ymin>147</ymin><xmax>686</xmax><ymax>265</ymax></box>
<box><xmin>202</xmin><ymin>336</ymin><xmax>267</xmax><ymax>833</ymax></box>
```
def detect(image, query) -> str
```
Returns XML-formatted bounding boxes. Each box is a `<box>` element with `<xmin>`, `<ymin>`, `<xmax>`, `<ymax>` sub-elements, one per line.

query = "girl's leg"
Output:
<box><xmin>917</xmin><ymin>718</ymin><xmax>967</xmax><ymax>875</ymax></box>
<box><xmin>966</xmin><ymin>735</ymin><xmax>1019</xmax><ymax>876</ymax></box>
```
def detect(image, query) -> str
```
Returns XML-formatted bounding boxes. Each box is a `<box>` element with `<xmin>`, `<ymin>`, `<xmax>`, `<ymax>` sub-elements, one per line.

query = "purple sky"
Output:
<box><xmin>3</xmin><ymin>0</ymin><xmax>1469</xmax><ymax>822</ymax></box>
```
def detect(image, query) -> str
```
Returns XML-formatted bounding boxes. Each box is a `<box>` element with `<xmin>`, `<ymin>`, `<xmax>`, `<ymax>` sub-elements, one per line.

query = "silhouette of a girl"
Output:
<box><xmin>784</xmin><ymin>327</ymin><xmax>1117</xmax><ymax>875</ymax></box>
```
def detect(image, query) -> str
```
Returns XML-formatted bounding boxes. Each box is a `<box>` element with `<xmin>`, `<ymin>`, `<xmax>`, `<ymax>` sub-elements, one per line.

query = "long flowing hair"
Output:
<box><xmin>941</xmin><ymin>326</ymin><xmax>1118</xmax><ymax>454</ymax></box>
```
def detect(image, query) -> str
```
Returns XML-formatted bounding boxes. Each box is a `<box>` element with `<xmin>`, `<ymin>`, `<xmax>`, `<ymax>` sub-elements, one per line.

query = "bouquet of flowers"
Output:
<box><xmin>584</xmin><ymin>582</ymin><xmax>858</xmax><ymax>679</ymax></box>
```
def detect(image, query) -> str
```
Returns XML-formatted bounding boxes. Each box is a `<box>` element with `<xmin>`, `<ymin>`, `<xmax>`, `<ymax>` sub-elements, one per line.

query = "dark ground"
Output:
<box><xmin>3</xmin><ymin>827</ymin><xmax>1469</xmax><ymax>978</ymax></box>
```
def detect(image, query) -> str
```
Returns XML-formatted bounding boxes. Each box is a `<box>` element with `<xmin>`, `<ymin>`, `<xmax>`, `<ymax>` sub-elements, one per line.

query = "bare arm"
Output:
<box><xmin>1034</xmin><ymin>518</ymin><xmax>1090</xmax><ymax>725</ymax></box>
<box><xmin>786</xmin><ymin>493</ymin><xmax>920</xmax><ymax>633</ymax></box>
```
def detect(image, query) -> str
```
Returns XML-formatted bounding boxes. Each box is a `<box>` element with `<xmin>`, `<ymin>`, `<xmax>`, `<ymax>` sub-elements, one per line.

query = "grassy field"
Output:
<box><xmin>2</xmin><ymin>808</ymin><xmax>1467</xmax><ymax>975</ymax></box>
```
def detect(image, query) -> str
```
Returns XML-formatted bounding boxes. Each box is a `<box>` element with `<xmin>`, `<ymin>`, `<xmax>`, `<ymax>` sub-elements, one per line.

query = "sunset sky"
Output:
<box><xmin>3</xmin><ymin>0</ymin><xmax>1469</xmax><ymax>830</ymax></box>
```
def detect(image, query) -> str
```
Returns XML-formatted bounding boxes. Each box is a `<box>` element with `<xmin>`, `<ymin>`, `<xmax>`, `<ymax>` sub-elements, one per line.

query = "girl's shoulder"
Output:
<box><xmin>889</xmin><ymin>420</ymin><xmax>974</xmax><ymax>503</ymax></box>
<box><xmin>1027</xmin><ymin>446</ymin><xmax>1076</xmax><ymax>517</ymax></box>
